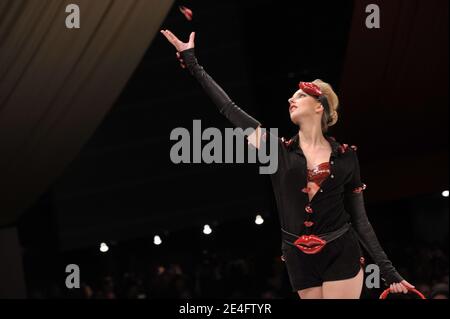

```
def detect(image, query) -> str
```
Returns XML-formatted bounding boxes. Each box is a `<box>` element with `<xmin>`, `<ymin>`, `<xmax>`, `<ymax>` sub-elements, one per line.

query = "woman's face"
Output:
<box><xmin>288</xmin><ymin>89</ymin><xmax>321</xmax><ymax>124</ymax></box>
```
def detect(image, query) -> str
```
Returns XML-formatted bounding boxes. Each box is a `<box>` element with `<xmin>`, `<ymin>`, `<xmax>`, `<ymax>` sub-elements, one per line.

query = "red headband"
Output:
<box><xmin>298</xmin><ymin>81</ymin><xmax>331</xmax><ymax>121</ymax></box>
<box><xmin>299</xmin><ymin>81</ymin><xmax>323</xmax><ymax>96</ymax></box>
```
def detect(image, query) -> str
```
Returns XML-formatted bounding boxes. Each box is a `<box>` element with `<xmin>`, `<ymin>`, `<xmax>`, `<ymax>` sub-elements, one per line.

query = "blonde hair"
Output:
<box><xmin>312</xmin><ymin>79</ymin><xmax>339</xmax><ymax>133</ymax></box>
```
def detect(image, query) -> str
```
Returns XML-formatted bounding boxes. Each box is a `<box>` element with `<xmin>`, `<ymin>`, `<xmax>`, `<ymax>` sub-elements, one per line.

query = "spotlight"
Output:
<box><xmin>203</xmin><ymin>224</ymin><xmax>212</xmax><ymax>235</ymax></box>
<box><xmin>99</xmin><ymin>242</ymin><xmax>109</xmax><ymax>253</ymax></box>
<box><xmin>154</xmin><ymin>235</ymin><xmax>162</xmax><ymax>245</ymax></box>
<box><xmin>442</xmin><ymin>190</ymin><xmax>449</xmax><ymax>197</ymax></box>
<box><xmin>255</xmin><ymin>214</ymin><xmax>264</xmax><ymax>225</ymax></box>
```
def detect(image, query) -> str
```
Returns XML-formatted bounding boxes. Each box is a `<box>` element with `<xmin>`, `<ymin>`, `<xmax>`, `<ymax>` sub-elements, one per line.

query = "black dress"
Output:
<box><xmin>179</xmin><ymin>48</ymin><xmax>403</xmax><ymax>291</ymax></box>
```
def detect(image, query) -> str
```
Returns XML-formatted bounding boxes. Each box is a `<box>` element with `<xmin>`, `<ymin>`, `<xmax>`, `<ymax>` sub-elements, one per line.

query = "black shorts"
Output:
<box><xmin>281</xmin><ymin>227</ymin><xmax>363</xmax><ymax>292</ymax></box>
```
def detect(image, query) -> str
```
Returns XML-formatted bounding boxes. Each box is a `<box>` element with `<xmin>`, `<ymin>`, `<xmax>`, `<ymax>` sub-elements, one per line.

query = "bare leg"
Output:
<box><xmin>297</xmin><ymin>286</ymin><xmax>323</xmax><ymax>299</ymax></box>
<box><xmin>321</xmin><ymin>267</ymin><xmax>364</xmax><ymax>299</ymax></box>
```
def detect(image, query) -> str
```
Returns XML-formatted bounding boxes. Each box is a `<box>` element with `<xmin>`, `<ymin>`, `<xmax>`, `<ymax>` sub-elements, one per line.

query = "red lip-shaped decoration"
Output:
<box><xmin>299</xmin><ymin>82</ymin><xmax>323</xmax><ymax>97</ymax></box>
<box><xmin>294</xmin><ymin>235</ymin><xmax>327</xmax><ymax>254</ymax></box>
<box><xmin>179</xmin><ymin>5</ymin><xmax>193</xmax><ymax>21</ymax></box>
<box><xmin>304</xmin><ymin>221</ymin><xmax>314</xmax><ymax>227</ymax></box>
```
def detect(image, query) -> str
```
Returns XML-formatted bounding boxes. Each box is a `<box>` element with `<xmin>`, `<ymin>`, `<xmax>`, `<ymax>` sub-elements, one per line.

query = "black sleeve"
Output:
<box><xmin>344</xmin><ymin>150</ymin><xmax>404</xmax><ymax>286</ymax></box>
<box><xmin>179</xmin><ymin>48</ymin><xmax>261</xmax><ymax>130</ymax></box>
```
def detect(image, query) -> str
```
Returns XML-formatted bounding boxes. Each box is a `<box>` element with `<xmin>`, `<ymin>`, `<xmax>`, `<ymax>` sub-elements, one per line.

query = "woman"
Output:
<box><xmin>160</xmin><ymin>29</ymin><xmax>415</xmax><ymax>299</ymax></box>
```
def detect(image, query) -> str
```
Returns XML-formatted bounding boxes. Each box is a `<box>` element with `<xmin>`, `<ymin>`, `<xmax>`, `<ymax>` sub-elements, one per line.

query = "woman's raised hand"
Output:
<box><xmin>160</xmin><ymin>30</ymin><xmax>195</xmax><ymax>68</ymax></box>
<box><xmin>160</xmin><ymin>29</ymin><xmax>195</xmax><ymax>52</ymax></box>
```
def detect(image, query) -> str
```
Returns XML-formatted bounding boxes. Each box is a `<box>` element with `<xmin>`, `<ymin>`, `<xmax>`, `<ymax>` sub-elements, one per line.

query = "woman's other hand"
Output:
<box><xmin>390</xmin><ymin>280</ymin><xmax>415</xmax><ymax>294</ymax></box>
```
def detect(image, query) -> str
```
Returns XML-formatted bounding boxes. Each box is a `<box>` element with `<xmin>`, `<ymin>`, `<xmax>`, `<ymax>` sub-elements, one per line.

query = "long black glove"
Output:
<box><xmin>179</xmin><ymin>48</ymin><xmax>261</xmax><ymax>130</ymax></box>
<box><xmin>344</xmin><ymin>150</ymin><xmax>404</xmax><ymax>286</ymax></box>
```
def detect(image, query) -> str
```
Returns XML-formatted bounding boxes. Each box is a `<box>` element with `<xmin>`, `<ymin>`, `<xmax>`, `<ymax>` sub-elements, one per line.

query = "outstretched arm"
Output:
<box><xmin>344</xmin><ymin>149</ymin><xmax>415</xmax><ymax>294</ymax></box>
<box><xmin>160</xmin><ymin>30</ymin><xmax>263</xmax><ymax>148</ymax></box>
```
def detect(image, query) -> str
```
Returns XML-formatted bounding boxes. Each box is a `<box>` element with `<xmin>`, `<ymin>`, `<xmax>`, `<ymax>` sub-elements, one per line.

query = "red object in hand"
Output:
<box><xmin>179</xmin><ymin>5</ymin><xmax>193</xmax><ymax>21</ymax></box>
<box><xmin>299</xmin><ymin>82</ymin><xmax>323</xmax><ymax>97</ymax></box>
<box><xmin>379</xmin><ymin>288</ymin><xmax>426</xmax><ymax>299</ymax></box>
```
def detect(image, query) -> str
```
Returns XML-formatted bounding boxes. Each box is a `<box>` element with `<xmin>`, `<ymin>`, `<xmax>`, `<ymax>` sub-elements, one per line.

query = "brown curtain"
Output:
<box><xmin>337</xmin><ymin>0</ymin><xmax>448</xmax><ymax>201</ymax></box>
<box><xmin>0</xmin><ymin>0</ymin><xmax>174</xmax><ymax>227</ymax></box>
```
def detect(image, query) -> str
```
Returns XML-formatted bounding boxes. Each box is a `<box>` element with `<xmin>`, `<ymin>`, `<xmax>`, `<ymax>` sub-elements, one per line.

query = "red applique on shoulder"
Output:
<box><xmin>338</xmin><ymin>143</ymin><xmax>358</xmax><ymax>154</ymax></box>
<box><xmin>338</xmin><ymin>143</ymin><xmax>349</xmax><ymax>153</ymax></box>
<box><xmin>281</xmin><ymin>137</ymin><xmax>293</xmax><ymax>148</ymax></box>
<box><xmin>353</xmin><ymin>183</ymin><xmax>367</xmax><ymax>193</ymax></box>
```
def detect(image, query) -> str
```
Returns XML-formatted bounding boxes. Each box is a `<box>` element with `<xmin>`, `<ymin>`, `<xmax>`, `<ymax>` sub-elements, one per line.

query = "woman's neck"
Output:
<box><xmin>298</xmin><ymin>123</ymin><xmax>327</xmax><ymax>148</ymax></box>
